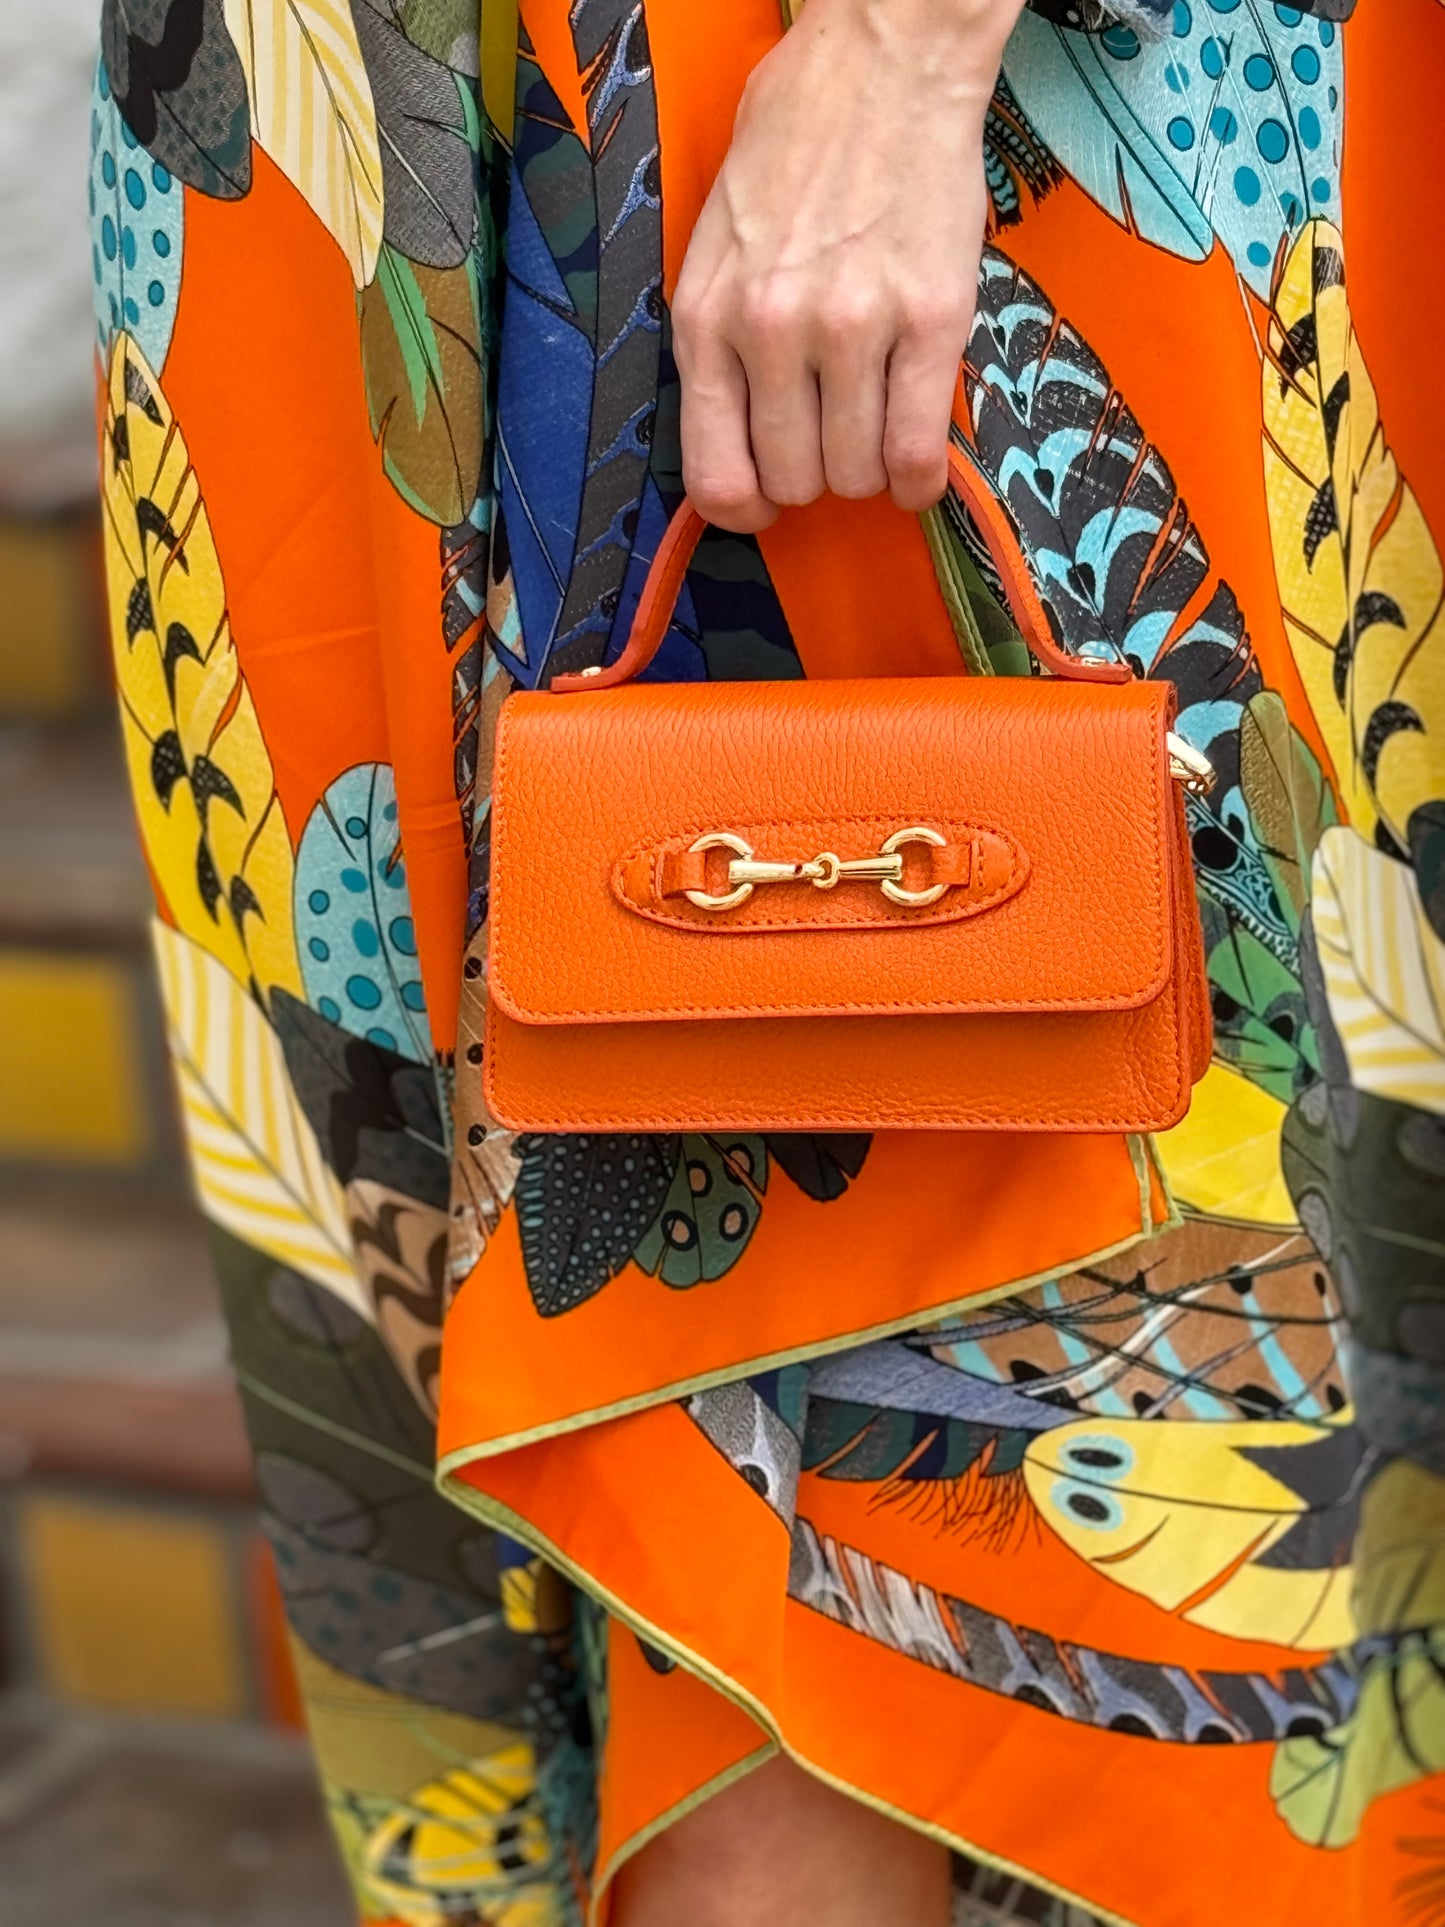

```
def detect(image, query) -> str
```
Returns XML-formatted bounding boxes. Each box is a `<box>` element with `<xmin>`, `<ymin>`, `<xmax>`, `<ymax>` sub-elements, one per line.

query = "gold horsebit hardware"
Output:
<box><xmin>686</xmin><ymin>826</ymin><xmax>949</xmax><ymax>912</ymax></box>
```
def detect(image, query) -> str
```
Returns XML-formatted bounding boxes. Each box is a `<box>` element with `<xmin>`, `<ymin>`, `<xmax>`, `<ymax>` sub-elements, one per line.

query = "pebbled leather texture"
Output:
<box><xmin>491</xmin><ymin>676</ymin><xmax>1178</xmax><ymax>1026</ymax></box>
<box><xmin>485</xmin><ymin>673</ymin><xmax>1211</xmax><ymax>1132</ymax></box>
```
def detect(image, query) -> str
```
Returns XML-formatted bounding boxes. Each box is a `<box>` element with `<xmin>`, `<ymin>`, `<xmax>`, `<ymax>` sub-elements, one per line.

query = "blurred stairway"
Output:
<box><xmin>0</xmin><ymin>508</ymin><xmax>348</xmax><ymax>1924</ymax></box>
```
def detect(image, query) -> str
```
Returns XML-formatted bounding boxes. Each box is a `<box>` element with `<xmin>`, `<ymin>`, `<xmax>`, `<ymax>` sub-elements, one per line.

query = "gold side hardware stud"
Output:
<box><xmin>1166</xmin><ymin>733</ymin><xmax>1217</xmax><ymax>797</ymax></box>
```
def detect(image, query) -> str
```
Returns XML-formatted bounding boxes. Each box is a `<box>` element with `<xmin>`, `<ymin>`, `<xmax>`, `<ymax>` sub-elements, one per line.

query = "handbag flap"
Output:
<box><xmin>488</xmin><ymin>675</ymin><xmax>1180</xmax><ymax>1027</ymax></box>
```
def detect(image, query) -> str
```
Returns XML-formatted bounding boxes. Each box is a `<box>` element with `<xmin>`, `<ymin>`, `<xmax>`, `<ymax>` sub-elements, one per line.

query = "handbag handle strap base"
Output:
<box><xmin>552</xmin><ymin>437</ymin><xmax>1134</xmax><ymax>694</ymax></box>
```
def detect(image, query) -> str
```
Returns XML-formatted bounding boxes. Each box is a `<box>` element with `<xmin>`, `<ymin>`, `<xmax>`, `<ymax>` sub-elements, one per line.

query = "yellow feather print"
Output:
<box><xmin>1153</xmin><ymin>1061</ymin><xmax>1294</xmax><ymax>1224</ymax></box>
<box><xmin>154</xmin><ymin>921</ymin><xmax>362</xmax><ymax>1311</ymax></box>
<box><xmin>1023</xmin><ymin>1412</ymin><xmax>1358</xmax><ymax>1649</ymax></box>
<box><xmin>358</xmin><ymin>1748</ymin><xmax>554</xmax><ymax>1926</ymax></box>
<box><xmin>1313</xmin><ymin>825</ymin><xmax>1445</xmax><ymax>1113</ymax></box>
<box><xmin>223</xmin><ymin>0</ymin><xmax>385</xmax><ymax>286</ymax></box>
<box><xmin>101</xmin><ymin>334</ymin><xmax>302</xmax><ymax>1004</ymax></box>
<box><xmin>1263</xmin><ymin>219</ymin><xmax>1444</xmax><ymax>851</ymax></box>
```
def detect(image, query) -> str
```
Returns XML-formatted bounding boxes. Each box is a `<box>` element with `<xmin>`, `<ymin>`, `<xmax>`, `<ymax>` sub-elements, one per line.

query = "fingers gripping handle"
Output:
<box><xmin>550</xmin><ymin>442</ymin><xmax>1132</xmax><ymax>693</ymax></box>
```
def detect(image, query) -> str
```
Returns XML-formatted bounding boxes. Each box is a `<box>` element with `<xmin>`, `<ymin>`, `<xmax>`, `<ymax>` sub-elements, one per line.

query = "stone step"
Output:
<box><xmin>0</xmin><ymin>1699</ymin><xmax>350</xmax><ymax>1927</ymax></box>
<box><xmin>0</xmin><ymin>1176</ymin><xmax>251</xmax><ymax>1501</ymax></box>
<box><xmin>0</xmin><ymin>714</ymin><xmax>152</xmax><ymax>948</ymax></box>
<box><xmin>0</xmin><ymin>1179</ymin><xmax>296</xmax><ymax>1731</ymax></box>
<box><xmin>0</xmin><ymin>714</ymin><xmax>179</xmax><ymax>1179</ymax></box>
<box><xmin>0</xmin><ymin>509</ymin><xmax>109</xmax><ymax>723</ymax></box>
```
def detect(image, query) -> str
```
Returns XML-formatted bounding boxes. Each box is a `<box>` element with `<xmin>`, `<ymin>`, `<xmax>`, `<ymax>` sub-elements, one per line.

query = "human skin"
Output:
<box><xmin>617</xmin><ymin>4</ymin><xmax>1025</xmax><ymax>1920</ymax></box>
<box><xmin>672</xmin><ymin>0</ymin><xmax>1027</xmax><ymax>531</ymax></box>
<box><xmin>611</xmin><ymin>1753</ymin><xmax>954</xmax><ymax>1927</ymax></box>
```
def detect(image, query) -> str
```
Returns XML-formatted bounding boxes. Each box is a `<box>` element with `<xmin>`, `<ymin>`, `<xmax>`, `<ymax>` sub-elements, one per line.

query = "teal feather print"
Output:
<box><xmin>1003</xmin><ymin>2</ymin><xmax>1344</xmax><ymax>295</ymax></box>
<box><xmin>632</xmin><ymin>1135</ymin><xmax>768</xmax><ymax>1288</ymax></box>
<box><xmin>963</xmin><ymin>246</ymin><xmax>1337</xmax><ymax>1103</ymax></box>
<box><xmin>982</xmin><ymin>76</ymin><xmax>1063</xmax><ymax>230</ymax></box>
<box><xmin>90</xmin><ymin>60</ymin><xmax>183</xmax><ymax>370</ymax></box>
<box><xmin>294</xmin><ymin>764</ymin><xmax>433</xmax><ymax>1063</ymax></box>
<box><xmin>515</xmin><ymin>1133</ymin><xmax>680</xmax><ymax>1317</ymax></box>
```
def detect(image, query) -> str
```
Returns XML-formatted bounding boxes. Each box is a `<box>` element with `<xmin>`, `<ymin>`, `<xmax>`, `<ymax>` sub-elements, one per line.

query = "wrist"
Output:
<box><xmin>801</xmin><ymin>0</ymin><xmax>1025</xmax><ymax>92</ymax></box>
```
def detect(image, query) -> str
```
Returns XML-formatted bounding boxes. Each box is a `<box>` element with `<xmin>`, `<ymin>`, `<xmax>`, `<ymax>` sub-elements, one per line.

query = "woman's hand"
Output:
<box><xmin>672</xmin><ymin>0</ymin><xmax>1025</xmax><ymax>533</ymax></box>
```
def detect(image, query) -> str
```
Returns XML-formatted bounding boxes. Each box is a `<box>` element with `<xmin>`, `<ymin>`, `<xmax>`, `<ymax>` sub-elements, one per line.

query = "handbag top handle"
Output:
<box><xmin>552</xmin><ymin>435</ymin><xmax>1133</xmax><ymax>693</ymax></box>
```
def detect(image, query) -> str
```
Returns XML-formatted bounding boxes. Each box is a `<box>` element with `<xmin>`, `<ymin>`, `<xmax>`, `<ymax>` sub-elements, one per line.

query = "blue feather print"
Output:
<box><xmin>966</xmin><ymin>249</ymin><xmax>1261</xmax><ymax>714</ymax></box>
<box><xmin>491</xmin><ymin>16</ymin><xmax>680</xmax><ymax>687</ymax></box>
<box><xmin>294</xmin><ymin>764</ymin><xmax>433</xmax><ymax>1064</ymax></box>
<box><xmin>1003</xmin><ymin>2</ymin><xmax>1344</xmax><ymax>295</ymax></box>
<box><xmin>89</xmin><ymin>59</ymin><xmax>183</xmax><ymax>369</ymax></box>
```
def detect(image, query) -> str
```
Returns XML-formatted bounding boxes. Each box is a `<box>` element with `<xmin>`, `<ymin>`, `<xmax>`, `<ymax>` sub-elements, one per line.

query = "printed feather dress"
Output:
<box><xmin>90</xmin><ymin>0</ymin><xmax>1445</xmax><ymax>1920</ymax></box>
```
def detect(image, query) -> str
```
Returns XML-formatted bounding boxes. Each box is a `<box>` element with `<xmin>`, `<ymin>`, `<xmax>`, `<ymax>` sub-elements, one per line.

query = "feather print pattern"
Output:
<box><xmin>790</xmin><ymin>1520</ymin><xmax>1363</xmax><ymax>1744</ymax></box>
<box><xmin>222</xmin><ymin>0</ymin><xmax>386</xmax><ymax>285</ymax></box>
<box><xmin>359</xmin><ymin>244</ymin><xmax>485</xmax><ymax>522</ymax></box>
<box><xmin>1005</xmin><ymin>1</ymin><xmax>1344</xmax><ymax>295</ymax></box>
<box><xmin>351</xmin><ymin>0</ymin><xmax>478</xmax><ymax>269</ymax></box>
<box><xmin>100</xmin><ymin>334</ymin><xmax>302</xmax><ymax>1004</ymax></box>
<box><xmin>85</xmin><ymin>0</ymin><xmax>1445</xmax><ymax>1916</ymax></box>
<box><xmin>294</xmin><ymin>764</ymin><xmax>434</xmax><ymax>1064</ymax></box>
<box><xmin>90</xmin><ymin>59</ymin><xmax>184</xmax><ymax>371</ymax></box>
<box><xmin>1023</xmin><ymin>1412</ymin><xmax>1362</xmax><ymax>1648</ymax></box>
<box><xmin>961</xmin><ymin>250</ymin><xmax>1336</xmax><ymax>1105</ymax></box>
<box><xmin>1311</xmin><ymin>827</ymin><xmax>1445</xmax><ymax>1115</ymax></box>
<box><xmin>100</xmin><ymin>0</ymin><xmax>253</xmax><ymax>199</ymax></box>
<box><xmin>922</xmin><ymin>1217</ymin><xmax>1346</xmax><ymax>1424</ymax></box>
<box><xmin>155</xmin><ymin>923</ymin><xmax>361</xmax><ymax>1310</ymax></box>
<box><xmin>982</xmin><ymin>75</ymin><xmax>1064</xmax><ymax>230</ymax></box>
<box><xmin>492</xmin><ymin>10</ymin><xmax>665</xmax><ymax>686</ymax></box>
<box><xmin>1264</xmin><ymin>219</ymin><xmax>1445</xmax><ymax>864</ymax></box>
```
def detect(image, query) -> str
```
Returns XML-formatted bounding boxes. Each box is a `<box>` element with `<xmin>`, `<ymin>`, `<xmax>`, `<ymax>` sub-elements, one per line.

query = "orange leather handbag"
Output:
<box><xmin>484</xmin><ymin>445</ymin><xmax>1214</xmax><ymax>1135</ymax></box>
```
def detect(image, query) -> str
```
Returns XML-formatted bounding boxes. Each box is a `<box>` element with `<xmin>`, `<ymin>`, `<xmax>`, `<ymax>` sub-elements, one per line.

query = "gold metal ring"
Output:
<box><xmin>879</xmin><ymin>826</ymin><xmax>947</xmax><ymax>907</ymax></box>
<box><xmin>684</xmin><ymin>831</ymin><xmax>755</xmax><ymax>910</ymax></box>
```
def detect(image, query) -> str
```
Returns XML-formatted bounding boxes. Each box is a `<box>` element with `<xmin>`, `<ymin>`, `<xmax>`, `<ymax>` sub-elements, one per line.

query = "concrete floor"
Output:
<box><xmin>0</xmin><ymin>1702</ymin><xmax>353</xmax><ymax>1927</ymax></box>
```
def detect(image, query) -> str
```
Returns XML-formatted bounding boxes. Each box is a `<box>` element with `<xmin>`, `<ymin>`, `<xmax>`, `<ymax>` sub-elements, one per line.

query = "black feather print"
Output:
<box><xmin>515</xmin><ymin>1133</ymin><xmax>681</xmax><ymax>1316</ymax></box>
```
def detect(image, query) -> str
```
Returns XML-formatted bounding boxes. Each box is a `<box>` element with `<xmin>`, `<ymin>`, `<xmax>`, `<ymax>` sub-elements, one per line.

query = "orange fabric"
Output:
<box><xmin>162</xmin><ymin>155</ymin><xmax>468</xmax><ymax>1047</ymax></box>
<box><xmin>439</xmin><ymin>1123</ymin><xmax>1162</xmax><ymax>1451</ymax></box>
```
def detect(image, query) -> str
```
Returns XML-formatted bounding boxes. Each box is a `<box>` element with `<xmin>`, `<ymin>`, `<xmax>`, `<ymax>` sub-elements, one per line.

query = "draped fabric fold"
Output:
<box><xmin>90</xmin><ymin>0</ymin><xmax>1443</xmax><ymax>1921</ymax></box>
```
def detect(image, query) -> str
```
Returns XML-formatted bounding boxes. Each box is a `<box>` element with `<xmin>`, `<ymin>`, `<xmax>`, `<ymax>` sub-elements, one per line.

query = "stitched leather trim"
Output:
<box><xmin>481</xmin><ymin>965</ymin><xmax>1193</xmax><ymax>1134</ymax></box>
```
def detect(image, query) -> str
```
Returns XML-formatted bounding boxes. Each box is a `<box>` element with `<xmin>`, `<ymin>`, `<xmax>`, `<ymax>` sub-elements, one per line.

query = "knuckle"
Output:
<box><xmin>886</xmin><ymin>431</ymin><xmax>943</xmax><ymax>480</ymax></box>
<box><xmin>690</xmin><ymin>474</ymin><xmax>759</xmax><ymax>522</ymax></box>
<box><xmin>901</xmin><ymin>288</ymin><xmax>970</xmax><ymax>343</ymax></box>
<box><xmin>739</xmin><ymin>280</ymin><xmax>801</xmax><ymax>345</ymax></box>
<box><xmin>670</xmin><ymin>289</ymin><xmax>718</xmax><ymax>356</ymax></box>
<box><xmin>830</xmin><ymin>467</ymin><xmax>886</xmax><ymax>502</ymax></box>
<box><xmin>818</xmin><ymin>291</ymin><xmax>880</xmax><ymax>350</ymax></box>
<box><xmin>756</xmin><ymin>468</ymin><xmax>823</xmax><ymax>509</ymax></box>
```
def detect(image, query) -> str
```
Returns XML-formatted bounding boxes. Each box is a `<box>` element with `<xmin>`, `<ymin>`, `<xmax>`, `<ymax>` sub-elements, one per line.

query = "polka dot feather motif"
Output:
<box><xmin>1003</xmin><ymin>0</ymin><xmax>1344</xmax><ymax>297</ymax></box>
